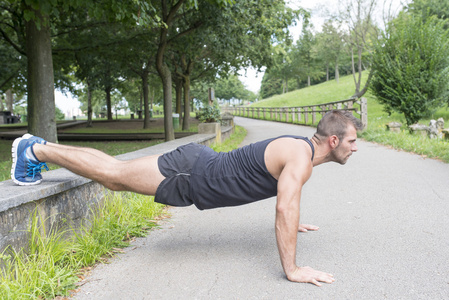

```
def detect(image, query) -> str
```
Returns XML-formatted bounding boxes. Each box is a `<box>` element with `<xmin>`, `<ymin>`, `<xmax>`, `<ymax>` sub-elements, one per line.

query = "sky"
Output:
<box><xmin>237</xmin><ymin>0</ymin><xmax>346</xmax><ymax>93</ymax></box>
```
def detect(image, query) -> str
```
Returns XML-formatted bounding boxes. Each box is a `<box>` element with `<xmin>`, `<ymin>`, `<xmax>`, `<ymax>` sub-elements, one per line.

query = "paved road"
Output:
<box><xmin>74</xmin><ymin>117</ymin><xmax>449</xmax><ymax>299</ymax></box>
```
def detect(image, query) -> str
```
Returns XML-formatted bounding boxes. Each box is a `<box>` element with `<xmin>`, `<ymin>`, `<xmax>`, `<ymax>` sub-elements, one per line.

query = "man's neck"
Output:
<box><xmin>310</xmin><ymin>136</ymin><xmax>332</xmax><ymax>166</ymax></box>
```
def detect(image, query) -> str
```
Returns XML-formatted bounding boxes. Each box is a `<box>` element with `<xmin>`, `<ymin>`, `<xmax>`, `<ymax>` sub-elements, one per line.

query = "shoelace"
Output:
<box><xmin>26</xmin><ymin>161</ymin><xmax>49</xmax><ymax>179</ymax></box>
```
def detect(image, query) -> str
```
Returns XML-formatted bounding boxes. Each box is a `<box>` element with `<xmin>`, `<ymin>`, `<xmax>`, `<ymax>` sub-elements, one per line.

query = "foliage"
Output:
<box><xmin>197</xmin><ymin>105</ymin><xmax>221</xmax><ymax>123</ymax></box>
<box><xmin>406</xmin><ymin>0</ymin><xmax>449</xmax><ymax>24</ymax></box>
<box><xmin>370</xmin><ymin>14</ymin><xmax>449</xmax><ymax>126</ymax></box>
<box><xmin>55</xmin><ymin>106</ymin><xmax>65</xmax><ymax>120</ymax></box>
<box><xmin>260</xmin><ymin>71</ymin><xmax>284</xmax><ymax>99</ymax></box>
<box><xmin>291</xmin><ymin>18</ymin><xmax>324</xmax><ymax>87</ymax></box>
<box><xmin>214</xmin><ymin>75</ymin><xmax>249</xmax><ymax>104</ymax></box>
<box><xmin>315</xmin><ymin>20</ymin><xmax>347</xmax><ymax>82</ymax></box>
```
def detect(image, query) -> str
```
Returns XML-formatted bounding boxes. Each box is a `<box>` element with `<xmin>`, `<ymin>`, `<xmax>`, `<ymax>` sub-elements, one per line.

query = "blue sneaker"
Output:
<box><xmin>11</xmin><ymin>137</ymin><xmax>49</xmax><ymax>185</ymax></box>
<box><xmin>22</xmin><ymin>133</ymin><xmax>47</xmax><ymax>145</ymax></box>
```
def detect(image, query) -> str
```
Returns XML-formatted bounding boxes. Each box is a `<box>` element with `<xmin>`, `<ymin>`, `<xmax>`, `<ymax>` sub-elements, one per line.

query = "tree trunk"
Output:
<box><xmin>174</xmin><ymin>75</ymin><xmax>182</xmax><ymax>115</ymax></box>
<box><xmin>5</xmin><ymin>89</ymin><xmax>13</xmax><ymax>112</ymax></box>
<box><xmin>142</xmin><ymin>72</ymin><xmax>151</xmax><ymax>129</ymax></box>
<box><xmin>326</xmin><ymin>63</ymin><xmax>329</xmax><ymax>81</ymax></box>
<box><xmin>352</xmin><ymin>68</ymin><xmax>374</xmax><ymax>98</ymax></box>
<box><xmin>105</xmin><ymin>86</ymin><xmax>113</xmax><ymax>121</ymax></box>
<box><xmin>158</xmin><ymin>66</ymin><xmax>174</xmax><ymax>141</ymax></box>
<box><xmin>25</xmin><ymin>7</ymin><xmax>57</xmax><ymax>142</ymax></box>
<box><xmin>87</xmin><ymin>83</ymin><xmax>93</xmax><ymax>127</ymax></box>
<box><xmin>307</xmin><ymin>76</ymin><xmax>311</xmax><ymax>87</ymax></box>
<box><xmin>182</xmin><ymin>76</ymin><xmax>190</xmax><ymax>131</ymax></box>
<box><xmin>156</xmin><ymin>11</ymin><xmax>175</xmax><ymax>141</ymax></box>
<box><xmin>335</xmin><ymin>61</ymin><xmax>340</xmax><ymax>84</ymax></box>
<box><xmin>357</xmin><ymin>46</ymin><xmax>363</xmax><ymax>89</ymax></box>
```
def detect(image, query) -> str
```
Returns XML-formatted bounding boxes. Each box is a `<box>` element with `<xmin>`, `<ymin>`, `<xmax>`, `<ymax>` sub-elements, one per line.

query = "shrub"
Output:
<box><xmin>370</xmin><ymin>14</ymin><xmax>449</xmax><ymax>126</ymax></box>
<box><xmin>197</xmin><ymin>105</ymin><xmax>221</xmax><ymax>123</ymax></box>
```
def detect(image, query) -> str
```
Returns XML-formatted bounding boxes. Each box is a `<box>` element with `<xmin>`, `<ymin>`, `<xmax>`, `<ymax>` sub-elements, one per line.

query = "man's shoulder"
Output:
<box><xmin>267</xmin><ymin>137</ymin><xmax>313</xmax><ymax>157</ymax></box>
<box><xmin>265</xmin><ymin>137</ymin><xmax>314</xmax><ymax>179</ymax></box>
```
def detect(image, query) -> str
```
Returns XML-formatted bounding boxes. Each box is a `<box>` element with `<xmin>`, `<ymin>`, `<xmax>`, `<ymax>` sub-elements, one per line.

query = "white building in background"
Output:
<box><xmin>65</xmin><ymin>107</ymin><xmax>85</xmax><ymax>119</ymax></box>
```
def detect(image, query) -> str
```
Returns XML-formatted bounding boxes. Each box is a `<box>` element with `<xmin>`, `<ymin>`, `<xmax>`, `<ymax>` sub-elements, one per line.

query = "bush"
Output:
<box><xmin>370</xmin><ymin>14</ymin><xmax>449</xmax><ymax>126</ymax></box>
<box><xmin>197</xmin><ymin>105</ymin><xmax>221</xmax><ymax>123</ymax></box>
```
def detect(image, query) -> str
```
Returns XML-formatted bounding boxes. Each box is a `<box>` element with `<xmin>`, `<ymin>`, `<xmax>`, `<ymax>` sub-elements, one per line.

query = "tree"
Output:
<box><xmin>267</xmin><ymin>44</ymin><xmax>295</xmax><ymax>94</ymax></box>
<box><xmin>370</xmin><ymin>14</ymin><xmax>449</xmax><ymax>127</ymax></box>
<box><xmin>406</xmin><ymin>0</ymin><xmax>449</xmax><ymax>24</ymax></box>
<box><xmin>316</xmin><ymin>20</ymin><xmax>346</xmax><ymax>83</ymax></box>
<box><xmin>260</xmin><ymin>71</ymin><xmax>283</xmax><ymax>99</ymax></box>
<box><xmin>214</xmin><ymin>75</ymin><xmax>247</xmax><ymax>104</ymax></box>
<box><xmin>292</xmin><ymin>19</ymin><xmax>324</xmax><ymax>88</ymax></box>
<box><xmin>154</xmin><ymin>0</ymin><xmax>299</xmax><ymax>140</ymax></box>
<box><xmin>154</xmin><ymin>0</ymin><xmax>209</xmax><ymax>141</ymax></box>
<box><xmin>0</xmin><ymin>0</ymin><xmax>157</xmax><ymax>141</ymax></box>
<box><xmin>338</xmin><ymin>0</ymin><xmax>379</xmax><ymax>98</ymax></box>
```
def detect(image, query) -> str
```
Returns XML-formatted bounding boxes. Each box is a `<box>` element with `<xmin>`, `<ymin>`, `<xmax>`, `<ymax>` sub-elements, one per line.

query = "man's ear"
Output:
<box><xmin>329</xmin><ymin>135</ymin><xmax>339</xmax><ymax>149</ymax></box>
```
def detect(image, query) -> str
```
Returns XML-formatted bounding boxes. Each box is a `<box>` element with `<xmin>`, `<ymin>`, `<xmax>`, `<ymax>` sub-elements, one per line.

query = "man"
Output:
<box><xmin>11</xmin><ymin>110</ymin><xmax>362</xmax><ymax>286</ymax></box>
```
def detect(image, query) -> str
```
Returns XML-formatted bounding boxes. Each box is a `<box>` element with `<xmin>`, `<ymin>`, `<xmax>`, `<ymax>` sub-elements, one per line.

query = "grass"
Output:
<box><xmin>252</xmin><ymin>72</ymin><xmax>362</xmax><ymax>108</ymax></box>
<box><xmin>210</xmin><ymin>125</ymin><xmax>247</xmax><ymax>152</ymax></box>
<box><xmin>248</xmin><ymin>72</ymin><xmax>449</xmax><ymax>163</ymax></box>
<box><xmin>0</xmin><ymin>192</ymin><xmax>166</xmax><ymax>299</ymax></box>
<box><xmin>0</xmin><ymin>124</ymin><xmax>248</xmax><ymax>299</ymax></box>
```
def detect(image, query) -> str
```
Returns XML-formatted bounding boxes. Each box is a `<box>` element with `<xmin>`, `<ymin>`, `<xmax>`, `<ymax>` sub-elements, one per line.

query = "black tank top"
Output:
<box><xmin>190</xmin><ymin>135</ymin><xmax>314</xmax><ymax>210</ymax></box>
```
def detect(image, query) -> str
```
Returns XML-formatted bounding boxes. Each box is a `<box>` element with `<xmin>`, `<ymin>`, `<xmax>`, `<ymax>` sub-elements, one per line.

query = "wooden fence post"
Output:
<box><xmin>360</xmin><ymin>97</ymin><xmax>368</xmax><ymax>128</ymax></box>
<box><xmin>312</xmin><ymin>106</ymin><xmax>316</xmax><ymax>125</ymax></box>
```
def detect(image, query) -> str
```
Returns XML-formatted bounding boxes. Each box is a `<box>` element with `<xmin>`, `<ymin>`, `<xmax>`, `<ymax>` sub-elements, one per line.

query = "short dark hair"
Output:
<box><xmin>315</xmin><ymin>110</ymin><xmax>363</xmax><ymax>140</ymax></box>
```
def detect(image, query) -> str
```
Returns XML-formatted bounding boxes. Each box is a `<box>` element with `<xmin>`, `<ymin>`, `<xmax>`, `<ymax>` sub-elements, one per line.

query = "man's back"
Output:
<box><xmin>190</xmin><ymin>136</ymin><xmax>314</xmax><ymax>210</ymax></box>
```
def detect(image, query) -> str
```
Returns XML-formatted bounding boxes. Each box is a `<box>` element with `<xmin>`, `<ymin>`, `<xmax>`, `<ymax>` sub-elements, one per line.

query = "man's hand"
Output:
<box><xmin>287</xmin><ymin>266</ymin><xmax>335</xmax><ymax>286</ymax></box>
<box><xmin>298</xmin><ymin>224</ymin><xmax>319</xmax><ymax>232</ymax></box>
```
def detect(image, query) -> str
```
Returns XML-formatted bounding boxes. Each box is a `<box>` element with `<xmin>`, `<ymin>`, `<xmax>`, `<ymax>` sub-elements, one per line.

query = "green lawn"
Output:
<box><xmin>249</xmin><ymin>72</ymin><xmax>449</xmax><ymax>163</ymax></box>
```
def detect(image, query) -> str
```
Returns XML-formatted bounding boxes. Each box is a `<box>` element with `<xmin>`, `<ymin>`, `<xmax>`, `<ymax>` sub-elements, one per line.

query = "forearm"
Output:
<box><xmin>275</xmin><ymin>200</ymin><xmax>300</xmax><ymax>278</ymax></box>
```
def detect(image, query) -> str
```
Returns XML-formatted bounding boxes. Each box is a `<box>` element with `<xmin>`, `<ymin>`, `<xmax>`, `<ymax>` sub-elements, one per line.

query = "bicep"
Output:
<box><xmin>276</xmin><ymin>160</ymin><xmax>312</xmax><ymax>208</ymax></box>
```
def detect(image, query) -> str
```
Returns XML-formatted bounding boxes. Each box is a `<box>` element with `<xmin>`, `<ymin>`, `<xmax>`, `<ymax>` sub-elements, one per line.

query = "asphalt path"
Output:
<box><xmin>74</xmin><ymin>117</ymin><xmax>449</xmax><ymax>299</ymax></box>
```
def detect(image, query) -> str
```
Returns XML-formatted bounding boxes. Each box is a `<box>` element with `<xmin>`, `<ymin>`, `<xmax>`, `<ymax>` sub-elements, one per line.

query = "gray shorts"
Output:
<box><xmin>155</xmin><ymin>143</ymin><xmax>205</xmax><ymax>208</ymax></box>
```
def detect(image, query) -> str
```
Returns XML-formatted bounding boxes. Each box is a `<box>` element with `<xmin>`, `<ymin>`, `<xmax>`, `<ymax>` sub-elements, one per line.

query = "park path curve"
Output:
<box><xmin>74</xmin><ymin>117</ymin><xmax>449</xmax><ymax>300</ymax></box>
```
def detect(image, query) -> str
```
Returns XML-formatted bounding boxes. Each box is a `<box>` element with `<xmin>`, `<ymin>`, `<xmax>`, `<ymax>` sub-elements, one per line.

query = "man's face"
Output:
<box><xmin>331</xmin><ymin>125</ymin><xmax>358</xmax><ymax>165</ymax></box>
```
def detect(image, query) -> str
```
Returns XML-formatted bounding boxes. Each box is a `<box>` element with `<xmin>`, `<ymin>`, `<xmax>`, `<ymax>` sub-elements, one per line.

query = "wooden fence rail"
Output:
<box><xmin>223</xmin><ymin>97</ymin><xmax>368</xmax><ymax>129</ymax></box>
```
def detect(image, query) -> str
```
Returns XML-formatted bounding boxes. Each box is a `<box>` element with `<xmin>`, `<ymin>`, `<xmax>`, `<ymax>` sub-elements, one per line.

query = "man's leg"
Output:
<box><xmin>31</xmin><ymin>142</ymin><xmax>165</xmax><ymax>195</ymax></box>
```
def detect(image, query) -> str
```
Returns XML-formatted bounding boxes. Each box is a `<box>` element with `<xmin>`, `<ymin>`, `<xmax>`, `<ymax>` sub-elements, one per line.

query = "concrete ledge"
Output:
<box><xmin>0</xmin><ymin>127</ymin><xmax>233</xmax><ymax>253</ymax></box>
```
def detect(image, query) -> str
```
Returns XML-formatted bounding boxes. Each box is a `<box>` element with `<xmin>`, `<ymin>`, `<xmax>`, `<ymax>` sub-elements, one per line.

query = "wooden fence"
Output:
<box><xmin>223</xmin><ymin>97</ymin><xmax>367</xmax><ymax>129</ymax></box>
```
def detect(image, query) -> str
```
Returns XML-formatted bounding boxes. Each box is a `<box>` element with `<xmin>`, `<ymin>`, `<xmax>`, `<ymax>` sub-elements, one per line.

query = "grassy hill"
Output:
<box><xmin>250</xmin><ymin>72</ymin><xmax>449</xmax><ymax>163</ymax></box>
<box><xmin>252</xmin><ymin>72</ymin><xmax>363</xmax><ymax>108</ymax></box>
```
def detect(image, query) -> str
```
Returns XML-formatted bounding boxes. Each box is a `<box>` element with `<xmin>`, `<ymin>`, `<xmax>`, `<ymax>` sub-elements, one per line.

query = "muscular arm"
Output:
<box><xmin>273</xmin><ymin>141</ymin><xmax>335</xmax><ymax>286</ymax></box>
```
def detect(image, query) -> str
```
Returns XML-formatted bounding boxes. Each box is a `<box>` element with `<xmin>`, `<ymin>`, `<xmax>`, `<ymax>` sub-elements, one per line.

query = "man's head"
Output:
<box><xmin>315</xmin><ymin>110</ymin><xmax>363</xmax><ymax>141</ymax></box>
<box><xmin>314</xmin><ymin>110</ymin><xmax>363</xmax><ymax>164</ymax></box>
